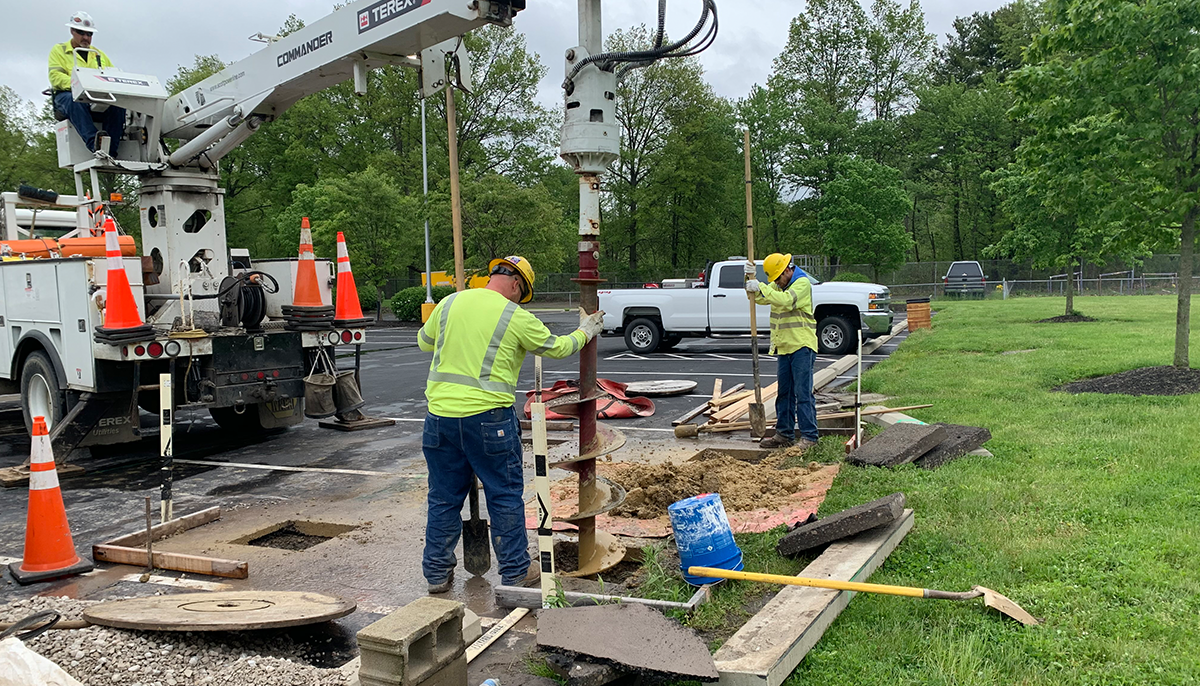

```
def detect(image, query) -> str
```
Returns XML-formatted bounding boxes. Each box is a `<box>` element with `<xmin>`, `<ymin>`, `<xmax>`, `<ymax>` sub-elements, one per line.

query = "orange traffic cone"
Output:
<box><xmin>9</xmin><ymin>417</ymin><xmax>93</xmax><ymax>584</ymax></box>
<box><xmin>94</xmin><ymin>218</ymin><xmax>154</xmax><ymax>344</ymax></box>
<box><xmin>282</xmin><ymin>217</ymin><xmax>334</xmax><ymax>330</ymax></box>
<box><xmin>333</xmin><ymin>232</ymin><xmax>371</xmax><ymax>327</ymax></box>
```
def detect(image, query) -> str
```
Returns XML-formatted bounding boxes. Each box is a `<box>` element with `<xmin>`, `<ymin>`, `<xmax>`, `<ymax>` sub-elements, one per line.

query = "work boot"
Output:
<box><xmin>794</xmin><ymin>438</ymin><xmax>819</xmax><ymax>452</ymax></box>
<box><xmin>759</xmin><ymin>433</ymin><xmax>794</xmax><ymax>449</ymax></box>
<box><xmin>427</xmin><ymin>569</ymin><xmax>454</xmax><ymax>594</ymax></box>
<box><xmin>503</xmin><ymin>561</ymin><xmax>540</xmax><ymax>588</ymax></box>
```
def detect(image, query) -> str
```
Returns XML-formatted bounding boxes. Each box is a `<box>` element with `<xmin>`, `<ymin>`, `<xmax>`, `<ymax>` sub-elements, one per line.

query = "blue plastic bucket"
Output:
<box><xmin>668</xmin><ymin>493</ymin><xmax>744</xmax><ymax>586</ymax></box>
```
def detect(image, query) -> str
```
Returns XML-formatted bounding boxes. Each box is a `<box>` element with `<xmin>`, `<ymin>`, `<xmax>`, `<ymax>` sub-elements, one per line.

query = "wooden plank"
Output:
<box><xmin>92</xmin><ymin>545</ymin><xmax>248</xmax><ymax>579</ymax></box>
<box><xmin>714</xmin><ymin>510</ymin><xmax>915</xmax><ymax>686</ymax></box>
<box><xmin>673</xmin><ymin>383</ymin><xmax>745</xmax><ymax>426</ymax></box>
<box><xmin>712</xmin><ymin>382</ymin><xmax>778</xmax><ymax>423</ymax></box>
<box><xmin>104</xmin><ymin>507</ymin><xmax>221</xmax><ymax>547</ymax></box>
<box><xmin>815</xmin><ymin>404</ymin><xmax>933</xmax><ymax>422</ymax></box>
<box><xmin>709</xmin><ymin>390</ymin><xmax>754</xmax><ymax>410</ymax></box>
<box><xmin>466</xmin><ymin>607</ymin><xmax>530</xmax><ymax>663</ymax></box>
<box><xmin>711</xmin><ymin>378</ymin><xmax>724</xmax><ymax>403</ymax></box>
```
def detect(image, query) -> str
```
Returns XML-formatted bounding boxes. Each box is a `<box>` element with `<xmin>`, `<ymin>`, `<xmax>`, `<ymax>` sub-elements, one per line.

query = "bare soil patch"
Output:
<box><xmin>602</xmin><ymin>452</ymin><xmax>827</xmax><ymax>520</ymax></box>
<box><xmin>1054</xmin><ymin>365</ymin><xmax>1200</xmax><ymax>396</ymax></box>
<box><xmin>1036</xmin><ymin>314</ymin><xmax>1098</xmax><ymax>323</ymax></box>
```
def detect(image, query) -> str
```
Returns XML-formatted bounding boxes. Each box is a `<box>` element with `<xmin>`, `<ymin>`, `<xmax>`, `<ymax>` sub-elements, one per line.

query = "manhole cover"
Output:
<box><xmin>83</xmin><ymin>591</ymin><xmax>356</xmax><ymax>631</ymax></box>
<box><xmin>236</xmin><ymin>520</ymin><xmax>357</xmax><ymax>551</ymax></box>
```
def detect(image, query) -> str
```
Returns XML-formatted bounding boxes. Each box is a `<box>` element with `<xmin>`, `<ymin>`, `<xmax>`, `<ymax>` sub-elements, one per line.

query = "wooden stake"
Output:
<box><xmin>447</xmin><ymin>88</ymin><xmax>465</xmax><ymax>292</ymax></box>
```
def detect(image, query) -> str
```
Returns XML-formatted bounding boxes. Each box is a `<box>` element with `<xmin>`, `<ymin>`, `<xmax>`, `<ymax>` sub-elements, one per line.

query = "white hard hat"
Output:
<box><xmin>66</xmin><ymin>11</ymin><xmax>97</xmax><ymax>34</ymax></box>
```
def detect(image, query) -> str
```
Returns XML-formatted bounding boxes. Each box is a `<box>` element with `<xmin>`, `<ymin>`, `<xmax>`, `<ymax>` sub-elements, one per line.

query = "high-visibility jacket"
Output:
<box><xmin>419</xmin><ymin>288</ymin><xmax>588</xmax><ymax>417</ymax></box>
<box><xmin>754</xmin><ymin>271</ymin><xmax>817</xmax><ymax>355</ymax></box>
<box><xmin>49</xmin><ymin>42</ymin><xmax>114</xmax><ymax>91</ymax></box>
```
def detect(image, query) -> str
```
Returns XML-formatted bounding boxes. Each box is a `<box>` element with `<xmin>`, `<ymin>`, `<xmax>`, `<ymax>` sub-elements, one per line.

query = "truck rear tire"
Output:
<box><xmin>818</xmin><ymin>315</ymin><xmax>854</xmax><ymax>356</ymax></box>
<box><xmin>20</xmin><ymin>351</ymin><xmax>66</xmax><ymax>434</ymax></box>
<box><xmin>624</xmin><ymin>318</ymin><xmax>662</xmax><ymax>354</ymax></box>
<box><xmin>209</xmin><ymin>405</ymin><xmax>268</xmax><ymax>434</ymax></box>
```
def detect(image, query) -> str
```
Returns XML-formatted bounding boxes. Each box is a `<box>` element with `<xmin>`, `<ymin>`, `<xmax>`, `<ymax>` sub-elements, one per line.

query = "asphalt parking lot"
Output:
<box><xmin>0</xmin><ymin>309</ymin><xmax>906</xmax><ymax>616</ymax></box>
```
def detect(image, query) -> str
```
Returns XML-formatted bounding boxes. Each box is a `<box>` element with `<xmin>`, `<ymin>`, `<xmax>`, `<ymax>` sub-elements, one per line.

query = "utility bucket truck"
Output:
<box><xmin>0</xmin><ymin>0</ymin><xmax>525</xmax><ymax>456</ymax></box>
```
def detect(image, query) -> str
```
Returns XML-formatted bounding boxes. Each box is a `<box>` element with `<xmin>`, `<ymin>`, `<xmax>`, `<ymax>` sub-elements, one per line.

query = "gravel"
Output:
<box><xmin>1</xmin><ymin>596</ymin><xmax>352</xmax><ymax>685</ymax></box>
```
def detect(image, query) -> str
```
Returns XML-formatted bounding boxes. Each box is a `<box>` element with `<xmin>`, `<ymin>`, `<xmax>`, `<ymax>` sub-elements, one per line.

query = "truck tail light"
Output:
<box><xmin>134</xmin><ymin>345</ymin><xmax>145</xmax><ymax>356</ymax></box>
<box><xmin>341</xmin><ymin>330</ymin><xmax>353</xmax><ymax>343</ymax></box>
<box><xmin>148</xmin><ymin>342</ymin><xmax>164</xmax><ymax>358</ymax></box>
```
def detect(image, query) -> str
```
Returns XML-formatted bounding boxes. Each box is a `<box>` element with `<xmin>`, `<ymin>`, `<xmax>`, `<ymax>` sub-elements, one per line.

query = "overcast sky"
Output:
<box><xmin>3</xmin><ymin>0</ymin><xmax>1008</xmax><ymax>110</ymax></box>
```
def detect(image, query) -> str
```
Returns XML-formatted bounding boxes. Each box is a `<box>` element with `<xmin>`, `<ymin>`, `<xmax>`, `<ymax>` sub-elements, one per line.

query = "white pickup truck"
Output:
<box><xmin>599</xmin><ymin>257</ymin><xmax>893</xmax><ymax>355</ymax></box>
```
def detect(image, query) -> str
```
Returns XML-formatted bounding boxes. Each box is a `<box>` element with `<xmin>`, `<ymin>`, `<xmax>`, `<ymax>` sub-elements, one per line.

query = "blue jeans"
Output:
<box><xmin>775</xmin><ymin>347</ymin><xmax>819</xmax><ymax>442</ymax></box>
<box><xmin>54</xmin><ymin>91</ymin><xmax>124</xmax><ymax>155</ymax></box>
<box><xmin>422</xmin><ymin>407</ymin><xmax>529</xmax><ymax>585</ymax></box>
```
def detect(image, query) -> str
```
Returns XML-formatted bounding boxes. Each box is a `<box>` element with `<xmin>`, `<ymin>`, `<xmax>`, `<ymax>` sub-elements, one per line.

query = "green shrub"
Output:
<box><xmin>389</xmin><ymin>285</ymin><xmax>456</xmax><ymax>321</ymax></box>
<box><xmin>831</xmin><ymin>271</ymin><xmax>873</xmax><ymax>282</ymax></box>
<box><xmin>357</xmin><ymin>282</ymin><xmax>379</xmax><ymax>313</ymax></box>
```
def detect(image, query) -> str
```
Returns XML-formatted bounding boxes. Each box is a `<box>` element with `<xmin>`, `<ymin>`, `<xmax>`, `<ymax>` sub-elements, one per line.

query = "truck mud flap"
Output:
<box><xmin>259</xmin><ymin>397</ymin><xmax>304</xmax><ymax>429</ymax></box>
<box><xmin>51</xmin><ymin>393</ymin><xmax>137</xmax><ymax>456</ymax></box>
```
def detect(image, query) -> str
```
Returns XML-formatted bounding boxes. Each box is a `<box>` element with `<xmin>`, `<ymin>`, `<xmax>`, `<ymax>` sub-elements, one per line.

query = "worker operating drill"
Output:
<box><xmin>417</xmin><ymin>256</ymin><xmax>605</xmax><ymax>593</ymax></box>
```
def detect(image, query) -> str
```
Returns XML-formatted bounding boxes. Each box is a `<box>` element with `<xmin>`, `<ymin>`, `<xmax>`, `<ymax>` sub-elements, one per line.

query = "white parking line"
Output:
<box><xmin>174</xmin><ymin>459</ymin><xmax>413</xmax><ymax>477</ymax></box>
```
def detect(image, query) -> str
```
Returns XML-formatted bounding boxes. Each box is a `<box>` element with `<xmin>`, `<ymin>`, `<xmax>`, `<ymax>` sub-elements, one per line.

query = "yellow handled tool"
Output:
<box><xmin>686</xmin><ymin>566</ymin><xmax>1040</xmax><ymax>626</ymax></box>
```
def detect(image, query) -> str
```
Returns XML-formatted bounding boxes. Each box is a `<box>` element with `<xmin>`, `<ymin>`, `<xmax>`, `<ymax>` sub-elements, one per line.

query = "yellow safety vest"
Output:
<box><xmin>419</xmin><ymin>288</ymin><xmax>587</xmax><ymax>417</ymax></box>
<box><xmin>49</xmin><ymin>42</ymin><xmax>114</xmax><ymax>91</ymax></box>
<box><xmin>755</xmin><ymin>273</ymin><xmax>817</xmax><ymax>355</ymax></box>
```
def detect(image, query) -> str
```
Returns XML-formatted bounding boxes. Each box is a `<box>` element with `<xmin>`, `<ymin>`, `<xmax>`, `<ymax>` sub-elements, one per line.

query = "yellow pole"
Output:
<box><xmin>687</xmin><ymin>566</ymin><xmax>926</xmax><ymax>598</ymax></box>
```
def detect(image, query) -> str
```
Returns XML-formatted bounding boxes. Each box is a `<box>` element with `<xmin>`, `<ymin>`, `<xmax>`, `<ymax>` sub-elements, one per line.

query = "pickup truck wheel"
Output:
<box><xmin>818</xmin><ymin>315</ymin><xmax>854</xmax><ymax>355</ymax></box>
<box><xmin>624</xmin><ymin>318</ymin><xmax>662</xmax><ymax>354</ymax></box>
<box><xmin>20</xmin><ymin>351</ymin><xmax>66</xmax><ymax>434</ymax></box>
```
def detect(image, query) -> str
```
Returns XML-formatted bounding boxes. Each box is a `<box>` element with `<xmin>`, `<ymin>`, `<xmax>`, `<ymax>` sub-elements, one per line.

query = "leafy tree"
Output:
<box><xmin>277</xmin><ymin>167</ymin><xmax>422</xmax><ymax>319</ymax></box>
<box><xmin>818</xmin><ymin>158</ymin><xmax>912</xmax><ymax>277</ymax></box>
<box><xmin>1010</xmin><ymin>0</ymin><xmax>1200</xmax><ymax>366</ymax></box>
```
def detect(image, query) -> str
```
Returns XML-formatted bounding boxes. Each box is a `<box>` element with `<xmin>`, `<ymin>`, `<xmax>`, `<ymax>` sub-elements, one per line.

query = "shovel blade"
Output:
<box><xmin>463</xmin><ymin>518</ymin><xmax>491</xmax><ymax>576</ymax></box>
<box><xmin>748</xmin><ymin>404</ymin><xmax>767</xmax><ymax>437</ymax></box>
<box><xmin>977</xmin><ymin>587</ymin><xmax>1040</xmax><ymax>626</ymax></box>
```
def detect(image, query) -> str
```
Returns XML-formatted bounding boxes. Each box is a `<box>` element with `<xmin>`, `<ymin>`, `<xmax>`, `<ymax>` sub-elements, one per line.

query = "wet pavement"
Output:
<box><xmin>0</xmin><ymin>310</ymin><xmax>907</xmax><ymax>668</ymax></box>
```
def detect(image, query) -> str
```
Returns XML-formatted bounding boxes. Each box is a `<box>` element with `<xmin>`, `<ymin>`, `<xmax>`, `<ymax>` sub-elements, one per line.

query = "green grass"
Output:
<box><xmin>646</xmin><ymin>295</ymin><xmax>1200</xmax><ymax>684</ymax></box>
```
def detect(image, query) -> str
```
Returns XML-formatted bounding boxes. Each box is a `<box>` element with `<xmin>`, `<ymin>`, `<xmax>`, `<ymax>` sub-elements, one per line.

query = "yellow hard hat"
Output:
<box><xmin>763</xmin><ymin>253</ymin><xmax>793</xmax><ymax>282</ymax></box>
<box><xmin>488</xmin><ymin>255</ymin><xmax>536</xmax><ymax>304</ymax></box>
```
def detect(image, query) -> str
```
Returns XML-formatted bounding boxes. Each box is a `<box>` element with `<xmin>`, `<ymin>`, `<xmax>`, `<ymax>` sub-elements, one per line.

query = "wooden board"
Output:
<box><xmin>92</xmin><ymin>545</ymin><xmax>248</xmax><ymax>579</ymax></box>
<box><xmin>623</xmin><ymin>380</ymin><xmax>698</xmax><ymax>397</ymax></box>
<box><xmin>104</xmin><ymin>507</ymin><xmax>221</xmax><ymax>547</ymax></box>
<box><xmin>672</xmin><ymin>383</ymin><xmax>744</xmax><ymax>426</ymax></box>
<box><xmin>712</xmin><ymin>382</ymin><xmax>778</xmax><ymax>423</ymax></box>
<box><xmin>713</xmin><ymin>510</ymin><xmax>915</xmax><ymax>686</ymax></box>
<box><xmin>83</xmin><ymin>591</ymin><xmax>355</xmax><ymax>631</ymax></box>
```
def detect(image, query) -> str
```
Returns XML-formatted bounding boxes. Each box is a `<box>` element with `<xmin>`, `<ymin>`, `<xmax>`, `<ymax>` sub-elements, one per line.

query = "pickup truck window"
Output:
<box><xmin>719</xmin><ymin>264</ymin><xmax>766</xmax><ymax>288</ymax></box>
<box><xmin>947</xmin><ymin>262</ymin><xmax>983</xmax><ymax>278</ymax></box>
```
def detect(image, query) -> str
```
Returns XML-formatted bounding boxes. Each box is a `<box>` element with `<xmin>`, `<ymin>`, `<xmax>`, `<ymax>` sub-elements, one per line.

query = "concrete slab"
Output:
<box><xmin>846</xmin><ymin>423</ymin><xmax>947</xmax><ymax>468</ymax></box>
<box><xmin>775</xmin><ymin>493</ymin><xmax>906</xmax><ymax>557</ymax></box>
<box><xmin>714</xmin><ymin>510</ymin><xmax>915</xmax><ymax>686</ymax></box>
<box><xmin>915</xmin><ymin>424</ymin><xmax>992</xmax><ymax>470</ymax></box>
<box><xmin>862</xmin><ymin>407</ymin><xmax>995</xmax><ymax>459</ymax></box>
<box><xmin>537</xmin><ymin>603</ymin><xmax>719</xmax><ymax>681</ymax></box>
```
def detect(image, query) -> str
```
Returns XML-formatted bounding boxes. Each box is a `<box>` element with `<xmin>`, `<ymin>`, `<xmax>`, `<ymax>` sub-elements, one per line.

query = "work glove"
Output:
<box><xmin>745</xmin><ymin>279</ymin><xmax>761</xmax><ymax>293</ymax></box>
<box><xmin>744</xmin><ymin>260</ymin><xmax>757</xmax><ymax>277</ymax></box>
<box><xmin>578</xmin><ymin>307</ymin><xmax>606</xmax><ymax>342</ymax></box>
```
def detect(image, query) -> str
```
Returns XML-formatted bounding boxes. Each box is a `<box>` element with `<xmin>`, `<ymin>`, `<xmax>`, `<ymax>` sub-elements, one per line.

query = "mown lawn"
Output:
<box><xmin>788</xmin><ymin>295</ymin><xmax>1200</xmax><ymax>685</ymax></box>
<box><xmin>638</xmin><ymin>295</ymin><xmax>1200</xmax><ymax>685</ymax></box>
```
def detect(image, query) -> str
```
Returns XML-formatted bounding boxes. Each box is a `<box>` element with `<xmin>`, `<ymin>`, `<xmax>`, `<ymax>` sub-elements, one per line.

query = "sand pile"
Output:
<box><xmin>602</xmin><ymin>452</ymin><xmax>825</xmax><ymax>519</ymax></box>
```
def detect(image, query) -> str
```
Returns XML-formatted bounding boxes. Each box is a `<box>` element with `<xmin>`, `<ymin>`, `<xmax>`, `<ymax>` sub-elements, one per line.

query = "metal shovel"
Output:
<box><xmin>463</xmin><ymin>478</ymin><xmax>490</xmax><ymax>576</ymax></box>
<box><xmin>687</xmin><ymin>566</ymin><xmax>1040</xmax><ymax>626</ymax></box>
<box><xmin>743</xmin><ymin>130</ymin><xmax>766</xmax><ymax>437</ymax></box>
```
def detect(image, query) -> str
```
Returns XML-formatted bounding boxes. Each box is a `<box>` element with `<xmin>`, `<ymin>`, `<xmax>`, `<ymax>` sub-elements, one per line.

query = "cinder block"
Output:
<box><xmin>357</xmin><ymin>597</ymin><xmax>465</xmax><ymax>686</ymax></box>
<box><xmin>776</xmin><ymin>493</ymin><xmax>905</xmax><ymax>557</ymax></box>
<box><xmin>846</xmin><ymin>423</ymin><xmax>947</xmax><ymax>468</ymax></box>
<box><xmin>915</xmin><ymin>424</ymin><xmax>991</xmax><ymax>470</ymax></box>
<box><xmin>414</xmin><ymin>653</ymin><xmax>467</xmax><ymax>686</ymax></box>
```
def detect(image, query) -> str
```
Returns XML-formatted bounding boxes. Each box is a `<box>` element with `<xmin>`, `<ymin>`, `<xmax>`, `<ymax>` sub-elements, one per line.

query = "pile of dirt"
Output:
<box><xmin>602</xmin><ymin>452</ymin><xmax>826</xmax><ymax>519</ymax></box>
<box><xmin>1054</xmin><ymin>365</ymin><xmax>1200</xmax><ymax>396</ymax></box>
<box><xmin>1036</xmin><ymin>314</ymin><xmax>1098</xmax><ymax>323</ymax></box>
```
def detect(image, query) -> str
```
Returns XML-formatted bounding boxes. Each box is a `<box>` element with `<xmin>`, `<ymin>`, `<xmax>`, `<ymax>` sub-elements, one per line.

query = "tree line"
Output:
<box><xmin>1</xmin><ymin>0</ymin><xmax>1197</xmax><ymax>364</ymax></box>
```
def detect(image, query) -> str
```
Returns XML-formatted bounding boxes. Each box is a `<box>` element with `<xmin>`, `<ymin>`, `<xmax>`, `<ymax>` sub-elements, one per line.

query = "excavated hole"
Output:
<box><xmin>233</xmin><ymin>520</ymin><xmax>358</xmax><ymax>551</ymax></box>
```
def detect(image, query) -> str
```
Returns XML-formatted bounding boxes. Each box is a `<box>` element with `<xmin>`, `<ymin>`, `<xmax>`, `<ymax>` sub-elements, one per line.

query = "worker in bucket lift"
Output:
<box><xmin>745</xmin><ymin>254</ymin><xmax>819</xmax><ymax>451</ymax></box>
<box><xmin>48</xmin><ymin>11</ymin><xmax>125</xmax><ymax>156</ymax></box>
<box><xmin>417</xmin><ymin>255</ymin><xmax>605</xmax><ymax>593</ymax></box>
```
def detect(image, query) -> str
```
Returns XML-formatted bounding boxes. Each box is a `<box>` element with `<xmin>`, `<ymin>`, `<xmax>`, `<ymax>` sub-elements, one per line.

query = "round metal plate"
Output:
<box><xmin>622</xmin><ymin>380</ymin><xmax>698</xmax><ymax>397</ymax></box>
<box><xmin>82</xmin><ymin>591</ymin><xmax>356</xmax><ymax>631</ymax></box>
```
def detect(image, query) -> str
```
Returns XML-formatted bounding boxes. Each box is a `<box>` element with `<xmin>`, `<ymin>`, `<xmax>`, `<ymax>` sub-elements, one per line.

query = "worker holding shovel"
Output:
<box><xmin>745</xmin><ymin>254</ymin><xmax>819</xmax><ymax>450</ymax></box>
<box><xmin>417</xmin><ymin>255</ymin><xmax>605</xmax><ymax>593</ymax></box>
